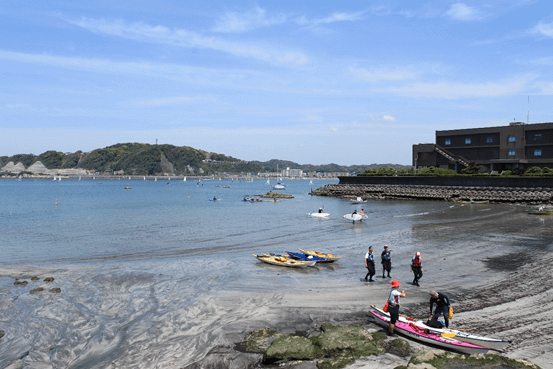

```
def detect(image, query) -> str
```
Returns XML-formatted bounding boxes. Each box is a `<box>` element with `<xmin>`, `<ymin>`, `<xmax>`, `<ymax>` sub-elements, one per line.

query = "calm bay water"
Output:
<box><xmin>0</xmin><ymin>178</ymin><xmax>521</xmax><ymax>368</ymax></box>
<box><xmin>1</xmin><ymin>177</ymin><xmax>516</xmax><ymax>278</ymax></box>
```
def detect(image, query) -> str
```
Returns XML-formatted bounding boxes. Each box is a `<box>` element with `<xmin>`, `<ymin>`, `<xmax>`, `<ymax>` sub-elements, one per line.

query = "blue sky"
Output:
<box><xmin>1</xmin><ymin>1</ymin><xmax>553</xmax><ymax>165</ymax></box>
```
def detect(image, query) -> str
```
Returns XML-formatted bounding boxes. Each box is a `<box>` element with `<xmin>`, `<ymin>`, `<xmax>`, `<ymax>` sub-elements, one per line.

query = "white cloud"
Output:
<box><xmin>212</xmin><ymin>6</ymin><xmax>286</xmax><ymax>33</ymax></box>
<box><xmin>0</xmin><ymin>49</ymin><xmax>215</xmax><ymax>81</ymax></box>
<box><xmin>317</xmin><ymin>11</ymin><xmax>365</xmax><ymax>24</ymax></box>
<box><xmin>67</xmin><ymin>17</ymin><xmax>308</xmax><ymax>66</ymax></box>
<box><xmin>446</xmin><ymin>3</ymin><xmax>482</xmax><ymax>21</ymax></box>
<box><xmin>378</xmin><ymin>74</ymin><xmax>535</xmax><ymax>99</ymax></box>
<box><xmin>294</xmin><ymin>10</ymin><xmax>365</xmax><ymax>27</ymax></box>
<box><xmin>383</xmin><ymin>115</ymin><xmax>396</xmax><ymax>122</ymax></box>
<box><xmin>349</xmin><ymin>66</ymin><xmax>418</xmax><ymax>82</ymax></box>
<box><xmin>533</xmin><ymin>21</ymin><xmax>553</xmax><ymax>38</ymax></box>
<box><xmin>131</xmin><ymin>96</ymin><xmax>217</xmax><ymax>107</ymax></box>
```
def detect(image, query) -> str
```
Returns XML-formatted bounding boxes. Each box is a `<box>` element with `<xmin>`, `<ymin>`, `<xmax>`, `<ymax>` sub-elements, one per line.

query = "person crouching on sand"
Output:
<box><xmin>388</xmin><ymin>280</ymin><xmax>406</xmax><ymax>336</ymax></box>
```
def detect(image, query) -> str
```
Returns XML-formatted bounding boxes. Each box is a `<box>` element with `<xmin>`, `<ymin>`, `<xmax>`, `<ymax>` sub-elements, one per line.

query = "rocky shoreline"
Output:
<box><xmin>310</xmin><ymin>183</ymin><xmax>553</xmax><ymax>204</ymax></box>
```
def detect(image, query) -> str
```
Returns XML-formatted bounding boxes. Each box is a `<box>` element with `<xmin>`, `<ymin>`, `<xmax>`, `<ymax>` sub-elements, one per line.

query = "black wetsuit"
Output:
<box><xmin>364</xmin><ymin>251</ymin><xmax>375</xmax><ymax>281</ymax></box>
<box><xmin>381</xmin><ymin>250</ymin><xmax>391</xmax><ymax>278</ymax></box>
<box><xmin>430</xmin><ymin>292</ymin><xmax>450</xmax><ymax>328</ymax></box>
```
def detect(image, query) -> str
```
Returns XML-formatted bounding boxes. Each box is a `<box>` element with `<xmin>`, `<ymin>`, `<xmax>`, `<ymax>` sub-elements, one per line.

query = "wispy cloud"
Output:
<box><xmin>533</xmin><ymin>21</ymin><xmax>553</xmax><ymax>38</ymax></box>
<box><xmin>383</xmin><ymin>115</ymin><xmax>396</xmax><ymax>122</ymax></box>
<box><xmin>131</xmin><ymin>96</ymin><xmax>217</xmax><ymax>107</ymax></box>
<box><xmin>446</xmin><ymin>3</ymin><xmax>483</xmax><ymax>21</ymax></box>
<box><xmin>0</xmin><ymin>49</ymin><xmax>212</xmax><ymax>80</ymax></box>
<box><xmin>378</xmin><ymin>74</ymin><xmax>536</xmax><ymax>98</ymax></box>
<box><xmin>67</xmin><ymin>17</ymin><xmax>308</xmax><ymax>66</ymax></box>
<box><xmin>295</xmin><ymin>10</ymin><xmax>365</xmax><ymax>26</ymax></box>
<box><xmin>212</xmin><ymin>6</ymin><xmax>286</xmax><ymax>33</ymax></box>
<box><xmin>349</xmin><ymin>66</ymin><xmax>418</xmax><ymax>83</ymax></box>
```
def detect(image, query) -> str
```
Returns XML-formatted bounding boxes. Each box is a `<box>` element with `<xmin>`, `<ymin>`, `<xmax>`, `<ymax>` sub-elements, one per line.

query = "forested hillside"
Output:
<box><xmin>1</xmin><ymin>143</ymin><xmax>411</xmax><ymax>175</ymax></box>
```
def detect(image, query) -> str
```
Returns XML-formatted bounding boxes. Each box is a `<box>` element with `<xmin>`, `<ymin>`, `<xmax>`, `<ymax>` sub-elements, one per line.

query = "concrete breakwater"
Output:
<box><xmin>310</xmin><ymin>183</ymin><xmax>553</xmax><ymax>204</ymax></box>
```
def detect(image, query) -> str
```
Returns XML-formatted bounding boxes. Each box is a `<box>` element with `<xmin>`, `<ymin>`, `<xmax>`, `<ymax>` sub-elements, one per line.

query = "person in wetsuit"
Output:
<box><xmin>429</xmin><ymin>290</ymin><xmax>451</xmax><ymax>328</ymax></box>
<box><xmin>410</xmin><ymin>252</ymin><xmax>423</xmax><ymax>286</ymax></box>
<box><xmin>364</xmin><ymin>246</ymin><xmax>375</xmax><ymax>281</ymax></box>
<box><xmin>381</xmin><ymin>245</ymin><xmax>392</xmax><ymax>278</ymax></box>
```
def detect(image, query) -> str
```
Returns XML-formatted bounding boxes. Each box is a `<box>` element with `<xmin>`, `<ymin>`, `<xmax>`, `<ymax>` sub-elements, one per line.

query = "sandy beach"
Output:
<box><xmin>183</xmin><ymin>205</ymin><xmax>553</xmax><ymax>368</ymax></box>
<box><xmin>1</xmin><ymin>204</ymin><xmax>552</xmax><ymax>368</ymax></box>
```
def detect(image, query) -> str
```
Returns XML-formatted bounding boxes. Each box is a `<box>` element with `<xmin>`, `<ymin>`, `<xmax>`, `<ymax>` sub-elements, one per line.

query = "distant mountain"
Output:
<box><xmin>1</xmin><ymin>143</ymin><xmax>411</xmax><ymax>176</ymax></box>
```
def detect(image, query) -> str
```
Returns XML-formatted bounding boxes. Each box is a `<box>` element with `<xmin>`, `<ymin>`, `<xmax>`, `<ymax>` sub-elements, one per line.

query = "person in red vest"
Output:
<box><xmin>410</xmin><ymin>252</ymin><xmax>423</xmax><ymax>286</ymax></box>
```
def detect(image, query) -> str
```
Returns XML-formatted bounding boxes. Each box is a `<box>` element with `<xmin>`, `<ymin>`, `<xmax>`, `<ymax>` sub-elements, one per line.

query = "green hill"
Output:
<box><xmin>1</xmin><ymin>143</ymin><xmax>411</xmax><ymax>176</ymax></box>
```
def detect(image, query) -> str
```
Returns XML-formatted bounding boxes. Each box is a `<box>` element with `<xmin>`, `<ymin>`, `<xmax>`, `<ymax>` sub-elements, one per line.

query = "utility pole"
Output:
<box><xmin>527</xmin><ymin>96</ymin><xmax>529</xmax><ymax>124</ymax></box>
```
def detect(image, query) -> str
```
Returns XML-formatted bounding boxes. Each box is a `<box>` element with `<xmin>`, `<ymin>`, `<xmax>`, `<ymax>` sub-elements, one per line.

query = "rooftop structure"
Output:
<box><xmin>413</xmin><ymin>122</ymin><xmax>553</xmax><ymax>173</ymax></box>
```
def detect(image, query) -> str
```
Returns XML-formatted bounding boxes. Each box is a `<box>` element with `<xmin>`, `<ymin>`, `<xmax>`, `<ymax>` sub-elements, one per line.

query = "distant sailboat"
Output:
<box><xmin>309</xmin><ymin>180</ymin><xmax>313</xmax><ymax>185</ymax></box>
<box><xmin>155</xmin><ymin>177</ymin><xmax>157</xmax><ymax>182</ymax></box>
<box><xmin>266</xmin><ymin>179</ymin><xmax>270</xmax><ymax>185</ymax></box>
<box><xmin>17</xmin><ymin>175</ymin><xmax>22</xmax><ymax>181</ymax></box>
<box><xmin>79</xmin><ymin>176</ymin><xmax>82</xmax><ymax>181</ymax></box>
<box><xmin>183</xmin><ymin>176</ymin><xmax>186</xmax><ymax>182</ymax></box>
<box><xmin>129</xmin><ymin>176</ymin><xmax>131</xmax><ymax>180</ymax></box>
<box><xmin>53</xmin><ymin>175</ymin><xmax>56</xmax><ymax>181</ymax></box>
<box><xmin>144</xmin><ymin>176</ymin><xmax>146</xmax><ymax>181</ymax></box>
<box><xmin>58</xmin><ymin>176</ymin><xmax>61</xmax><ymax>181</ymax></box>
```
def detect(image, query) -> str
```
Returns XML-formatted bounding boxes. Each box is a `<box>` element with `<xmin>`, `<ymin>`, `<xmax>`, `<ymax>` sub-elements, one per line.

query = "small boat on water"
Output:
<box><xmin>455</xmin><ymin>200</ymin><xmax>490</xmax><ymax>204</ymax></box>
<box><xmin>297</xmin><ymin>248</ymin><xmax>341</xmax><ymax>261</ymax></box>
<box><xmin>253</xmin><ymin>254</ymin><xmax>316</xmax><ymax>268</ymax></box>
<box><xmin>309</xmin><ymin>212</ymin><xmax>330</xmax><ymax>217</ymax></box>
<box><xmin>124</xmin><ymin>185</ymin><xmax>132</xmax><ymax>189</ymax></box>
<box><xmin>273</xmin><ymin>183</ymin><xmax>285</xmax><ymax>190</ymax></box>
<box><xmin>526</xmin><ymin>209</ymin><xmax>552</xmax><ymax>215</ymax></box>
<box><xmin>369</xmin><ymin>305</ymin><xmax>509</xmax><ymax>352</ymax></box>
<box><xmin>350</xmin><ymin>197</ymin><xmax>367</xmax><ymax>204</ymax></box>
<box><xmin>286</xmin><ymin>251</ymin><xmax>335</xmax><ymax>263</ymax></box>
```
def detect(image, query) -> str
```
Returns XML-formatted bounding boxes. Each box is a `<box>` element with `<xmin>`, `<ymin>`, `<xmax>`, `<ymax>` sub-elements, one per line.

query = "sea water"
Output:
<box><xmin>0</xmin><ymin>178</ymin><xmax>519</xmax><ymax>367</ymax></box>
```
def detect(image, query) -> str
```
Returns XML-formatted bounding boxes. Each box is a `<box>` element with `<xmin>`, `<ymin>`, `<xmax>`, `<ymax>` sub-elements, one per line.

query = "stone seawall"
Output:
<box><xmin>310</xmin><ymin>183</ymin><xmax>553</xmax><ymax>204</ymax></box>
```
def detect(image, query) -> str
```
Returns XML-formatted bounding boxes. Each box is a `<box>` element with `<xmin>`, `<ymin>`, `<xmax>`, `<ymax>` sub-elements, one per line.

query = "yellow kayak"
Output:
<box><xmin>297</xmin><ymin>248</ymin><xmax>342</xmax><ymax>261</ymax></box>
<box><xmin>253</xmin><ymin>254</ymin><xmax>316</xmax><ymax>268</ymax></box>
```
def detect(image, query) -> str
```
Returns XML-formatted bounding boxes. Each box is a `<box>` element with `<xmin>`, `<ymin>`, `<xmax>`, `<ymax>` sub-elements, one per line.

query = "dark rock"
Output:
<box><xmin>31</xmin><ymin>276</ymin><xmax>40</xmax><ymax>282</ymax></box>
<box><xmin>30</xmin><ymin>287</ymin><xmax>45</xmax><ymax>294</ymax></box>
<box><xmin>183</xmin><ymin>345</ymin><xmax>262</xmax><ymax>369</ymax></box>
<box><xmin>43</xmin><ymin>277</ymin><xmax>55</xmax><ymax>282</ymax></box>
<box><xmin>49</xmin><ymin>288</ymin><xmax>61</xmax><ymax>293</ymax></box>
<box><xmin>14</xmin><ymin>279</ymin><xmax>28</xmax><ymax>286</ymax></box>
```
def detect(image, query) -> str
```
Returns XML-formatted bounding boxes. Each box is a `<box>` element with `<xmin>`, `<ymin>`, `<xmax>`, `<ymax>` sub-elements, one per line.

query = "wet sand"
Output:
<box><xmin>1</xmin><ymin>205</ymin><xmax>552</xmax><ymax>368</ymax></box>
<box><xmin>187</xmin><ymin>206</ymin><xmax>553</xmax><ymax>368</ymax></box>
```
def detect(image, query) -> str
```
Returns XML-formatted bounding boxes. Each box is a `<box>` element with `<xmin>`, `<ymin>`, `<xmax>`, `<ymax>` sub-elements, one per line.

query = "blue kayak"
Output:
<box><xmin>285</xmin><ymin>251</ymin><xmax>335</xmax><ymax>263</ymax></box>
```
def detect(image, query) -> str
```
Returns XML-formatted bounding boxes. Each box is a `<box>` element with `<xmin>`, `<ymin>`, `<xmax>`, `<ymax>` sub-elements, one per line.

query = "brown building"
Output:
<box><xmin>413</xmin><ymin>122</ymin><xmax>553</xmax><ymax>173</ymax></box>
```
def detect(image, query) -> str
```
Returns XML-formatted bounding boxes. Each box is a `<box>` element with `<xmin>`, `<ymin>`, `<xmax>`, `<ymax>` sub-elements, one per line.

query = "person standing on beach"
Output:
<box><xmin>364</xmin><ymin>246</ymin><xmax>375</xmax><ymax>281</ymax></box>
<box><xmin>381</xmin><ymin>245</ymin><xmax>392</xmax><ymax>278</ymax></box>
<box><xmin>429</xmin><ymin>290</ymin><xmax>451</xmax><ymax>328</ymax></box>
<box><xmin>410</xmin><ymin>252</ymin><xmax>423</xmax><ymax>286</ymax></box>
<box><xmin>388</xmin><ymin>280</ymin><xmax>406</xmax><ymax>336</ymax></box>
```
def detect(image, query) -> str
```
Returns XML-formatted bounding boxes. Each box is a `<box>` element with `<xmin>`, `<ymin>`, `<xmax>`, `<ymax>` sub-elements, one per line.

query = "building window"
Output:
<box><xmin>465</xmin><ymin>138</ymin><xmax>471</xmax><ymax>144</ymax></box>
<box><xmin>534</xmin><ymin>134</ymin><xmax>542</xmax><ymax>142</ymax></box>
<box><xmin>486</xmin><ymin>137</ymin><xmax>493</xmax><ymax>143</ymax></box>
<box><xmin>445</xmin><ymin>139</ymin><xmax>451</xmax><ymax>145</ymax></box>
<box><xmin>508</xmin><ymin>135</ymin><xmax>516</xmax><ymax>143</ymax></box>
<box><xmin>508</xmin><ymin>149</ymin><xmax>515</xmax><ymax>156</ymax></box>
<box><xmin>534</xmin><ymin>149</ymin><xmax>542</xmax><ymax>157</ymax></box>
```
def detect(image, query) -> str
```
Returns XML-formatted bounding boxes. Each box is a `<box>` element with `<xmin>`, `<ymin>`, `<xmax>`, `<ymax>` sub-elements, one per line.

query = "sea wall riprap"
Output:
<box><xmin>310</xmin><ymin>183</ymin><xmax>553</xmax><ymax>204</ymax></box>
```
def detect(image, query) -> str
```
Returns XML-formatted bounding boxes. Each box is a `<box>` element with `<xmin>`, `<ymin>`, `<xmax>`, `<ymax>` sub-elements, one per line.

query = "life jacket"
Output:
<box><xmin>412</xmin><ymin>255</ymin><xmax>421</xmax><ymax>267</ymax></box>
